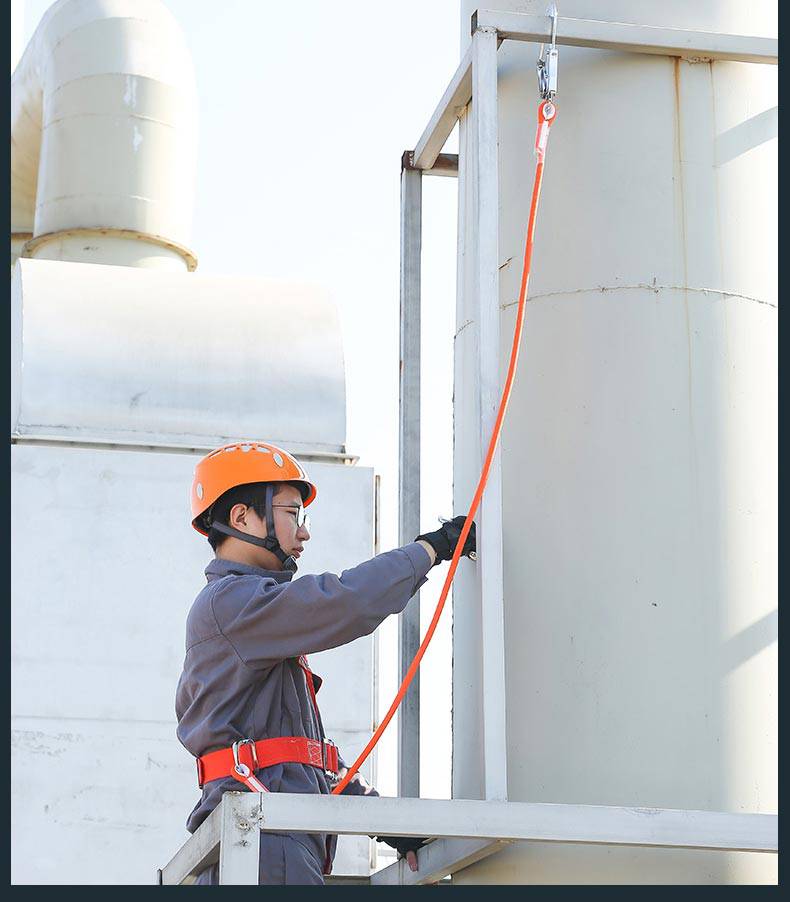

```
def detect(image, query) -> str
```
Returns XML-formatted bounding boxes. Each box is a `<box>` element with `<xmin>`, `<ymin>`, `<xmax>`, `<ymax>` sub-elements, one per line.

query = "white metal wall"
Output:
<box><xmin>453</xmin><ymin>0</ymin><xmax>777</xmax><ymax>885</ymax></box>
<box><xmin>11</xmin><ymin>259</ymin><xmax>347</xmax><ymax>456</ymax></box>
<box><xmin>11</xmin><ymin>449</ymin><xmax>378</xmax><ymax>884</ymax></box>
<box><xmin>11</xmin><ymin>259</ymin><xmax>380</xmax><ymax>884</ymax></box>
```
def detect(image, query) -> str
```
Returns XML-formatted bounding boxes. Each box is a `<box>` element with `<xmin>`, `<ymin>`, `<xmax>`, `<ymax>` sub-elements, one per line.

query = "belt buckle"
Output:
<box><xmin>232</xmin><ymin>739</ymin><xmax>259</xmax><ymax>778</ymax></box>
<box><xmin>196</xmin><ymin>756</ymin><xmax>205</xmax><ymax>788</ymax></box>
<box><xmin>322</xmin><ymin>739</ymin><xmax>338</xmax><ymax>778</ymax></box>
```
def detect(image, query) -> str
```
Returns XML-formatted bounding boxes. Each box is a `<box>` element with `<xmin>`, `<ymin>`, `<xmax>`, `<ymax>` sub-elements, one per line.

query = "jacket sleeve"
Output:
<box><xmin>211</xmin><ymin>542</ymin><xmax>432</xmax><ymax>670</ymax></box>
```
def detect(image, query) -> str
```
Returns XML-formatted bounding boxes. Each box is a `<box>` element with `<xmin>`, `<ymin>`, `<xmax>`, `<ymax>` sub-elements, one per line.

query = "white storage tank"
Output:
<box><xmin>452</xmin><ymin>0</ymin><xmax>776</xmax><ymax>884</ymax></box>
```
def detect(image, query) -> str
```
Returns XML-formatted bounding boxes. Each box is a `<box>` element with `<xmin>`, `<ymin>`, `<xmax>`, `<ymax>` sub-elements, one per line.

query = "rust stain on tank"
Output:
<box><xmin>672</xmin><ymin>58</ymin><xmax>688</xmax><ymax>288</ymax></box>
<box><xmin>673</xmin><ymin>58</ymin><xmax>696</xmax><ymax>462</ymax></box>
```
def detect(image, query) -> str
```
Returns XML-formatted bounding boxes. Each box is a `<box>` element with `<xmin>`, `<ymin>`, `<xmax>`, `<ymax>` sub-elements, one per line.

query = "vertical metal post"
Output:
<box><xmin>218</xmin><ymin>793</ymin><xmax>261</xmax><ymax>885</ymax></box>
<box><xmin>471</xmin><ymin>26</ymin><xmax>508</xmax><ymax>802</ymax></box>
<box><xmin>398</xmin><ymin>153</ymin><xmax>422</xmax><ymax>798</ymax></box>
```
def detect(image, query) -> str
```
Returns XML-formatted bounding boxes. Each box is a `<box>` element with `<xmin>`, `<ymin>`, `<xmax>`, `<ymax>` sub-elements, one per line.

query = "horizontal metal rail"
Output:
<box><xmin>410</xmin><ymin>10</ymin><xmax>777</xmax><ymax>171</ymax></box>
<box><xmin>473</xmin><ymin>10</ymin><xmax>778</xmax><ymax>64</ymax></box>
<box><xmin>371</xmin><ymin>838</ymin><xmax>510</xmax><ymax>885</ymax></box>
<box><xmin>402</xmin><ymin>150</ymin><xmax>458</xmax><ymax>178</ymax></box>
<box><xmin>10</xmin><ymin>434</ymin><xmax>358</xmax><ymax>464</ymax></box>
<box><xmin>422</xmin><ymin>152</ymin><xmax>459</xmax><ymax>177</ymax></box>
<box><xmin>159</xmin><ymin>792</ymin><xmax>778</xmax><ymax>884</ymax></box>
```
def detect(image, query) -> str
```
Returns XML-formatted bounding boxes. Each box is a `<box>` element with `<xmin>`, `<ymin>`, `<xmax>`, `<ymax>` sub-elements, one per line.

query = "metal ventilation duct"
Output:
<box><xmin>11</xmin><ymin>0</ymin><xmax>198</xmax><ymax>272</ymax></box>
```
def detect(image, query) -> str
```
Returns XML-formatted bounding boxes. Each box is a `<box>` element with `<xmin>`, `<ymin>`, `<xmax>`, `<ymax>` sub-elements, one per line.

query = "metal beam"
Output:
<box><xmin>398</xmin><ymin>159</ymin><xmax>422</xmax><ymax>799</ymax></box>
<box><xmin>218</xmin><ymin>793</ymin><xmax>262</xmax><ymax>885</ymax></box>
<box><xmin>371</xmin><ymin>838</ymin><xmax>510</xmax><ymax>885</ymax></box>
<box><xmin>159</xmin><ymin>797</ymin><xmax>224</xmax><ymax>885</ymax></box>
<box><xmin>160</xmin><ymin>794</ymin><xmax>778</xmax><ymax>883</ymax></box>
<box><xmin>247</xmin><ymin>793</ymin><xmax>778</xmax><ymax>854</ymax></box>
<box><xmin>423</xmin><ymin>153</ymin><xmax>459</xmax><ymax>178</ymax></box>
<box><xmin>410</xmin><ymin>15</ymin><xmax>775</xmax><ymax>176</ymax></box>
<box><xmin>412</xmin><ymin>45</ymin><xmax>472</xmax><ymax>171</ymax></box>
<box><xmin>471</xmin><ymin>25</ymin><xmax>508</xmax><ymax>803</ymax></box>
<box><xmin>404</xmin><ymin>151</ymin><xmax>459</xmax><ymax>178</ymax></box>
<box><xmin>472</xmin><ymin>10</ymin><xmax>778</xmax><ymax>64</ymax></box>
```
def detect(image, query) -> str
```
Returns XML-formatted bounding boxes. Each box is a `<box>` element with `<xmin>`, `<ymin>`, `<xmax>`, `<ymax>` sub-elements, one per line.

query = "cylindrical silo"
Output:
<box><xmin>453</xmin><ymin>0</ymin><xmax>776</xmax><ymax>885</ymax></box>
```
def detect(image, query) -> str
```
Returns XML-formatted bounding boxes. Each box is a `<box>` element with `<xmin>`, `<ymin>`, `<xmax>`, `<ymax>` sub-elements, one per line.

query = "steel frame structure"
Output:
<box><xmin>396</xmin><ymin>5</ymin><xmax>776</xmax><ymax>802</ymax></box>
<box><xmin>159</xmin><ymin>10</ymin><xmax>777</xmax><ymax>886</ymax></box>
<box><xmin>157</xmin><ymin>791</ymin><xmax>777</xmax><ymax>885</ymax></box>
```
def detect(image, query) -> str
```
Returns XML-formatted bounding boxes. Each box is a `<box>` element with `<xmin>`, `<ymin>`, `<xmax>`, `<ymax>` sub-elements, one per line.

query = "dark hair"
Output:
<box><xmin>206</xmin><ymin>481</ymin><xmax>304</xmax><ymax>551</ymax></box>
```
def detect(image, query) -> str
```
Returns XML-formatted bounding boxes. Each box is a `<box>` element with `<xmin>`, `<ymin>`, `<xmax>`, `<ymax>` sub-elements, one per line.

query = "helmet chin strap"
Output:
<box><xmin>210</xmin><ymin>485</ymin><xmax>298</xmax><ymax>572</ymax></box>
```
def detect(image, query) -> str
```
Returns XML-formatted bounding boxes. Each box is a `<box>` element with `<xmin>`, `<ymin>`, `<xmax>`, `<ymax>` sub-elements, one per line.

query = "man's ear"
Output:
<box><xmin>228</xmin><ymin>503</ymin><xmax>249</xmax><ymax>530</ymax></box>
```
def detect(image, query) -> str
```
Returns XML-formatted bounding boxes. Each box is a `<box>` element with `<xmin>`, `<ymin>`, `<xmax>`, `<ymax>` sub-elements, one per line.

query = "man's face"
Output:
<box><xmin>233</xmin><ymin>483</ymin><xmax>311</xmax><ymax>566</ymax></box>
<box><xmin>268</xmin><ymin>484</ymin><xmax>311</xmax><ymax>561</ymax></box>
<box><xmin>229</xmin><ymin>483</ymin><xmax>310</xmax><ymax>570</ymax></box>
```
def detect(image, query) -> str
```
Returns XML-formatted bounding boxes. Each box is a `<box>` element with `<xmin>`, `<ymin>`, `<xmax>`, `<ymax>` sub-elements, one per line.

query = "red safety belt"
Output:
<box><xmin>196</xmin><ymin>735</ymin><xmax>339</xmax><ymax>788</ymax></box>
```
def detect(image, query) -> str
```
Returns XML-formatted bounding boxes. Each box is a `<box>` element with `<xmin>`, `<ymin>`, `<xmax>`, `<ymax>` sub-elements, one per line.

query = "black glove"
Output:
<box><xmin>415</xmin><ymin>515</ymin><xmax>476</xmax><ymax>565</ymax></box>
<box><xmin>375</xmin><ymin>835</ymin><xmax>427</xmax><ymax>857</ymax></box>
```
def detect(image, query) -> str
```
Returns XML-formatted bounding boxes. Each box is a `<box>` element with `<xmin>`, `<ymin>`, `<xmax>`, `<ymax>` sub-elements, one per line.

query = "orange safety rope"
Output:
<box><xmin>333</xmin><ymin>99</ymin><xmax>557</xmax><ymax>795</ymax></box>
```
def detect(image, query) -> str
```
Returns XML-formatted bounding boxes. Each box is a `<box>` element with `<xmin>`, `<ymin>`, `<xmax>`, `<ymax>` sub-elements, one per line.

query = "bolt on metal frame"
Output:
<box><xmin>160</xmin><ymin>10</ymin><xmax>777</xmax><ymax>885</ymax></box>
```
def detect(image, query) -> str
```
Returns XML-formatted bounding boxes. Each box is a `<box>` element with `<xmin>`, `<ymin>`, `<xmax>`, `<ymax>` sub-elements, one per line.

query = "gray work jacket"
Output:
<box><xmin>175</xmin><ymin>542</ymin><xmax>431</xmax><ymax>872</ymax></box>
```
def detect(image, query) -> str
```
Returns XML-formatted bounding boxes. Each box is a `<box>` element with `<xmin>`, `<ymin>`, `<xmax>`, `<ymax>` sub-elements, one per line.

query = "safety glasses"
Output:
<box><xmin>271</xmin><ymin>504</ymin><xmax>311</xmax><ymax>530</ymax></box>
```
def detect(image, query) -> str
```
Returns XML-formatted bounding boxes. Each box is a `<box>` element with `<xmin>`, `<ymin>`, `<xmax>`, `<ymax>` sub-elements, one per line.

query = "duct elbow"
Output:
<box><xmin>11</xmin><ymin>0</ymin><xmax>198</xmax><ymax>272</ymax></box>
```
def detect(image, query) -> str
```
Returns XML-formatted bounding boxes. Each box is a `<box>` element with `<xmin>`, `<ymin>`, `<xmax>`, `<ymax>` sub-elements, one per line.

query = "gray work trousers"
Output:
<box><xmin>194</xmin><ymin>832</ymin><xmax>325</xmax><ymax>885</ymax></box>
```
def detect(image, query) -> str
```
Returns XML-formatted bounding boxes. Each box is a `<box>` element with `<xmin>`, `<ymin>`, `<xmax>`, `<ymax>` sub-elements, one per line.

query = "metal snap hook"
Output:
<box><xmin>232</xmin><ymin>739</ymin><xmax>258</xmax><ymax>777</ymax></box>
<box><xmin>536</xmin><ymin>4</ymin><xmax>559</xmax><ymax>101</ymax></box>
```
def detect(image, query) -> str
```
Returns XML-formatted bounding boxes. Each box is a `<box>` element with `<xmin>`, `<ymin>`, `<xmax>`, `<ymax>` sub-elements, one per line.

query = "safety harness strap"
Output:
<box><xmin>296</xmin><ymin>654</ymin><xmax>335</xmax><ymax>876</ymax></box>
<box><xmin>197</xmin><ymin>735</ymin><xmax>340</xmax><ymax>788</ymax></box>
<box><xmin>208</xmin><ymin>521</ymin><xmax>273</xmax><ymax>550</ymax></box>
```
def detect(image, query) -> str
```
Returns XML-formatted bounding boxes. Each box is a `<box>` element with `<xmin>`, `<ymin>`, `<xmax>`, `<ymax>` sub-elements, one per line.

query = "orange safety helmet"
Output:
<box><xmin>191</xmin><ymin>440</ymin><xmax>317</xmax><ymax>536</ymax></box>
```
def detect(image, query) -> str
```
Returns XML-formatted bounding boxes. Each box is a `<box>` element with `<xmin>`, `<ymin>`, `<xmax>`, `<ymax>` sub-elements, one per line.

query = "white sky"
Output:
<box><xmin>14</xmin><ymin>0</ymin><xmax>461</xmax><ymax>800</ymax></box>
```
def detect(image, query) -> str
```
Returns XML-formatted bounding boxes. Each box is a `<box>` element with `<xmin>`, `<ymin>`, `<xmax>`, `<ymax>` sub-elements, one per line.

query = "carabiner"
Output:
<box><xmin>232</xmin><ymin>738</ymin><xmax>258</xmax><ymax>777</ymax></box>
<box><xmin>536</xmin><ymin>4</ymin><xmax>559</xmax><ymax>101</ymax></box>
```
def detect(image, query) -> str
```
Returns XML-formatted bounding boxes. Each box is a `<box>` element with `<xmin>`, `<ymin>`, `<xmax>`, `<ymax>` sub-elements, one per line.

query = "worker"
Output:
<box><xmin>175</xmin><ymin>440</ymin><xmax>476</xmax><ymax>885</ymax></box>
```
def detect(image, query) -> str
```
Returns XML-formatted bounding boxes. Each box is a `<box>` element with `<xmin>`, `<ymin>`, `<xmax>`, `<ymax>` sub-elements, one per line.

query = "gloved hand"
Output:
<box><xmin>415</xmin><ymin>515</ymin><xmax>476</xmax><ymax>566</ymax></box>
<box><xmin>375</xmin><ymin>835</ymin><xmax>427</xmax><ymax>855</ymax></box>
<box><xmin>375</xmin><ymin>835</ymin><xmax>428</xmax><ymax>872</ymax></box>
